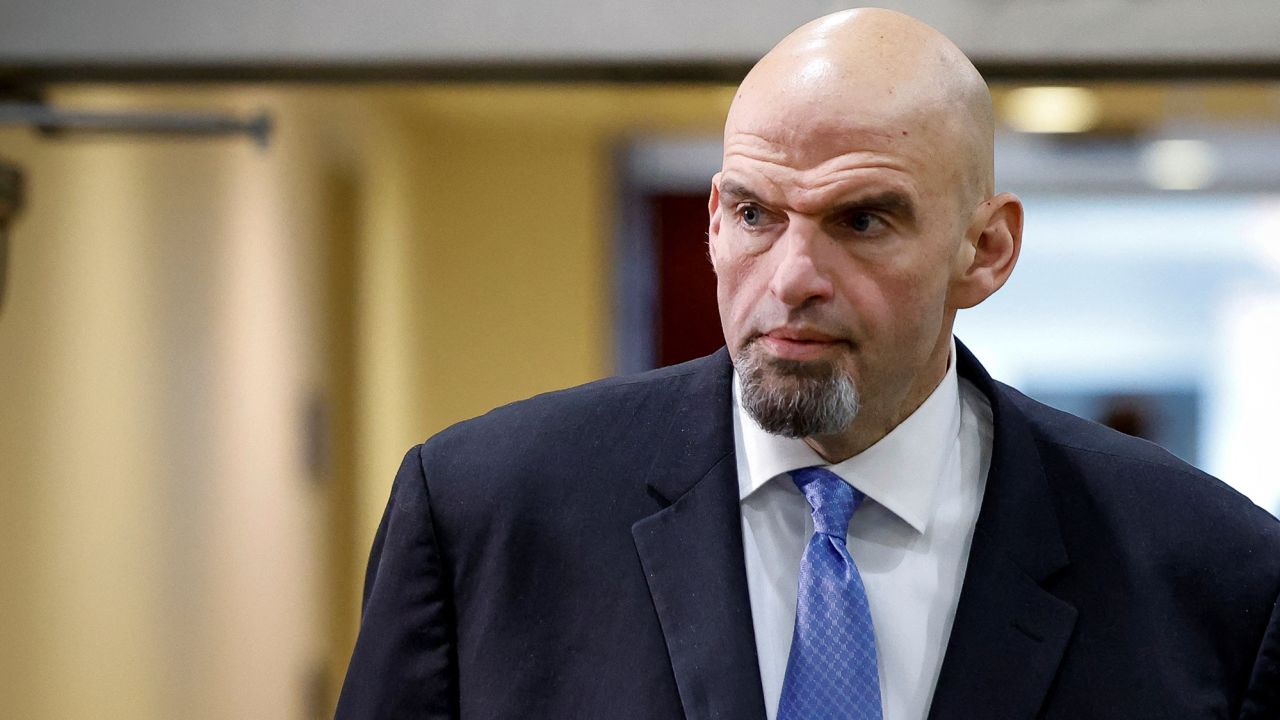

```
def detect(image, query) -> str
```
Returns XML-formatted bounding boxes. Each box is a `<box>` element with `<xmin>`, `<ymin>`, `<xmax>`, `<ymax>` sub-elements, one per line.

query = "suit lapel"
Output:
<box><xmin>631</xmin><ymin>349</ymin><xmax>768</xmax><ymax>720</ymax></box>
<box><xmin>928</xmin><ymin>342</ymin><xmax>1078</xmax><ymax>720</ymax></box>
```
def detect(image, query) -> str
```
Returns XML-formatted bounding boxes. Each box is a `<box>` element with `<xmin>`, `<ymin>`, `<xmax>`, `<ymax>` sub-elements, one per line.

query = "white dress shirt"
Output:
<box><xmin>733</xmin><ymin>339</ymin><xmax>994</xmax><ymax>720</ymax></box>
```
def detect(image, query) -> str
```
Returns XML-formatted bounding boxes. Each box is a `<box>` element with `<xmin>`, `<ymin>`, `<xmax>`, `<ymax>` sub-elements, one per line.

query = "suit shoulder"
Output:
<box><xmin>998</xmin><ymin>381</ymin><xmax>1280</xmax><ymax>542</ymax></box>
<box><xmin>420</xmin><ymin>351</ymin><xmax>720</xmax><ymax>466</ymax></box>
<box><xmin>999</xmin><ymin>381</ymin><xmax>1193</xmax><ymax>471</ymax></box>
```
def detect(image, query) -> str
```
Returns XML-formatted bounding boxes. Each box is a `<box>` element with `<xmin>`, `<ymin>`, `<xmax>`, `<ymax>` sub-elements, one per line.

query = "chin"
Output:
<box><xmin>734</xmin><ymin>342</ymin><xmax>862</xmax><ymax>438</ymax></box>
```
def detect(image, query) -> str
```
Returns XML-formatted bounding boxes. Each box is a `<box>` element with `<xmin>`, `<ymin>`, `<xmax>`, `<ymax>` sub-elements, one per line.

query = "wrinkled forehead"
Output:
<box><xmin>721</xmin><ymin>93</ymin><xmax>950</xmax><ymax>179</ymax></box>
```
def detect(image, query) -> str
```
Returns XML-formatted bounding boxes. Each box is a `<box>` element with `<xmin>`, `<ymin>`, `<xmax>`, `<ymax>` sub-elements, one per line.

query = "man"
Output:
<box><xmin>337</xmin><ymin>9</ymin><xmax>1280</xmax><ymax>719</ymax></box>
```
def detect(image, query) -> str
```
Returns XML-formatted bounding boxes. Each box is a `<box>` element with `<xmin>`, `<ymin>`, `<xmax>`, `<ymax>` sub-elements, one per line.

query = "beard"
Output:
<box><xmin>734</xmin><ymin>339</ymin><xmax>861</xmax><ymax>438</ymax></box>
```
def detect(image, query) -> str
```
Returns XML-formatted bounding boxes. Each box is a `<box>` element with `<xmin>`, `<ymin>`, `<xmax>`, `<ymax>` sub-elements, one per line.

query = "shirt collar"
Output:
<box><xmin>733</xmin><ymin>338</ymin><xmax>962</xmax><ymax>534</ymax></box>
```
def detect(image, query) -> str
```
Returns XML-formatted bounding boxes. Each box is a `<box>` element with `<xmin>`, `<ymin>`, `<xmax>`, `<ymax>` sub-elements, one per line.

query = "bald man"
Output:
<box><xmin>337</xmin><ymin>9</ymin><xmax>1280</xmax><ymax>720</ymax></box>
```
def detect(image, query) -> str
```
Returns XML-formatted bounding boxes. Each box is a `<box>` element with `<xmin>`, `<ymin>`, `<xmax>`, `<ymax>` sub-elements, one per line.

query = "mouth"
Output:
<box><xmin>756</xmin><ymin>329</ymin><xmax>846</xmax><ymax>362</ymax></box>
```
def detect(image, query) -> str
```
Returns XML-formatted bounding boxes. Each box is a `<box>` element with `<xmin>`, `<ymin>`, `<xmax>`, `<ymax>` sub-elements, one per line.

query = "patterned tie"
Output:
<box><xmin>777</xmin><ymin>466</ymin><xmax>883</xmax><ymax>720</ymax></box>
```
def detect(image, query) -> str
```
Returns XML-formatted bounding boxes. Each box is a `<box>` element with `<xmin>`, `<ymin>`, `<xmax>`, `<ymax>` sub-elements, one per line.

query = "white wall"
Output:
<box><xmin>955</xmin><ymin>194</ymin><xmax>1280</xmax><ymax>517</ymax></box>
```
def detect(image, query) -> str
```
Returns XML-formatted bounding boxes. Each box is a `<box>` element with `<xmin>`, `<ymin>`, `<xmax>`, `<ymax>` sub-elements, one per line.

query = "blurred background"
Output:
<box><xmin>2</xmin><ymin>1</ymin><xmax>1279</xmax><ymax>718</ymax></box>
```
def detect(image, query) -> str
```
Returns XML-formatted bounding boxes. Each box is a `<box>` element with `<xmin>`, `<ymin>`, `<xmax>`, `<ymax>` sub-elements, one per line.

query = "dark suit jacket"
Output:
<box><xmin>336</xmin><ymin>344</ymin><xmax>1280</xmax><ymax>719</ymax></box>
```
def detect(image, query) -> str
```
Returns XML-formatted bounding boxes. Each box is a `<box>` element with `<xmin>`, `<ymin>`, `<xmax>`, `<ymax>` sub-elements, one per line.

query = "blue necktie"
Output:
<box><xmin>777</xmin><ymin>466</ymin><xmax>883</xmax><ymax>720</ymax></box>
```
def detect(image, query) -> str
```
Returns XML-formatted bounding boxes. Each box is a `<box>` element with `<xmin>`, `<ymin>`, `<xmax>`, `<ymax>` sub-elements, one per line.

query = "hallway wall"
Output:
<box><xmin>0</xmin><ymin>82</ymin><xmax>728</xmax><ymax>717</ymax></box>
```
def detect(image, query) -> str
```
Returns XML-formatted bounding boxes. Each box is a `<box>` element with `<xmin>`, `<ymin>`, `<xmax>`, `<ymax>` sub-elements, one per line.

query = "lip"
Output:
<box><xmin>758</xmin><ymin>329</ymin><xmax>844</xmax><ymax>361</ymax></box>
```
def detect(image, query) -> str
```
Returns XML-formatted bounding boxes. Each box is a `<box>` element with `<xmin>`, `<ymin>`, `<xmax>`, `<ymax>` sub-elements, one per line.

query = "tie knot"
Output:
<box><xmin>790</xmin><ymin>466</ymin><xmax>865</xmax><ymax>538</ymax></box>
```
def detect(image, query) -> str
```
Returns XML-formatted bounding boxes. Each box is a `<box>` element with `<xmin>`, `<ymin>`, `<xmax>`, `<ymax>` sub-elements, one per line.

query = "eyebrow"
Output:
<box><xmin>719</xmin><ymin>178</ymin><xmax>916</xmax><ymax>225</ymax></box>
<box><xmin>830</xmin><ymin>190</ymin><xmax>917</xmax><ymax>226</ymax></box>
<box><xmin>718</xmin><ymin>179</ymin><xmax>764</xmax><ymax>206</ymax></box>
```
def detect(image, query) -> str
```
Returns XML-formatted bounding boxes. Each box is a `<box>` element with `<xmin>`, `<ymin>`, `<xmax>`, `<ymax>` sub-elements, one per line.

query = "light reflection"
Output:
<box><xmin>1002</xmin><ymin>86</ymin><xmax>1101</xmax><ymax>134</ymax></box>
<box><xmin>1141</xmin><ymin>139</ymin><xmax>1218</xmax><ymax>191</ymax></box>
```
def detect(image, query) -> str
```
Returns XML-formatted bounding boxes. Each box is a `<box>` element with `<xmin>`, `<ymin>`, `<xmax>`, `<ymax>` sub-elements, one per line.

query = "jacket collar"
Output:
<box><xmin>927</xmin><ymin>340</ymin><xmax>1076</xmax><ymax>720</ymax></box>
<box><xmin>632</xmin><ymin>347</ymin><xmax>768</xmax><ymax>720</ymax></box>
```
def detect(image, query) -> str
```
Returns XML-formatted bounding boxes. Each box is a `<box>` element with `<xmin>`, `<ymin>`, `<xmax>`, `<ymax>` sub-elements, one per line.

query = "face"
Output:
<box><xmin>709</xmin><ymin>112</ymin><xmax>972</xmax><ymax>444</ymax></box>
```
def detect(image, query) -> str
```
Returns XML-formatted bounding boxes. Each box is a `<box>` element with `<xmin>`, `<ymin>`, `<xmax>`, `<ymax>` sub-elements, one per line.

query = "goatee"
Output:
<box><xmin>734</xmin><ymin>342</ymin><xmax>860</xmax><ymax>438</ymax></box>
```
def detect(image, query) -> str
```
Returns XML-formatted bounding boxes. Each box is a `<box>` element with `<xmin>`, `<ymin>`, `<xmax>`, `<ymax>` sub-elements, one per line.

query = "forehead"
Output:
<box><xmin>720</xmin><ymin>116</ymin><xmax>939</xmax><ymax>209</ymax></box>
<box><xmin>727</xmin><ymin>112</ymin><xmax>905</xmax><ymax>163</ymax></box>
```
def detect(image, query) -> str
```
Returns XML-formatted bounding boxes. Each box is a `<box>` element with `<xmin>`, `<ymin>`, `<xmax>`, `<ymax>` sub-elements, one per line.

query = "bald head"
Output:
<box><xmin>726</xmin><ymin>8</ymin><xmax>995</xmax><ymax>204</ymax></box>
<box><xmin>709</xmin><ymin>8</ymin><xmax>1023</xmax><ymax>459</ymax></box>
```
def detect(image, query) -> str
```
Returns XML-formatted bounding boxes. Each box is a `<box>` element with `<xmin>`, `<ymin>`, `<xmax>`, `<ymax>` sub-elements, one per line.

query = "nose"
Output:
<box><xmin>768</xmin><ymin>223</ymin><xmax>834</xmax><ymax>309</ymax></box>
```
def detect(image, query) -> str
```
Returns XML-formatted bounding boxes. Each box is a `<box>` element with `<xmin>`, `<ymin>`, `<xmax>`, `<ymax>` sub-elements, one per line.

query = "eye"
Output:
<box><xmin>841</xmin><ymin>210</ymin><xmax>886</xmax><ymax>234</ymax></box>
<box><xmin>740</xmin><ymin>204</ymin><xmax>763</xmax><ymax>227</ymax></box>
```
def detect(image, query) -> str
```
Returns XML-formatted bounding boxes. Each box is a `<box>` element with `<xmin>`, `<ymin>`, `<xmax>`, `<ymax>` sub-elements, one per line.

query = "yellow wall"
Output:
<box><xmin>0</xmin><ymin>83</ymin><xmax>730</xmax><ymax>718</ymax></box>
<box><xmin>0</xmin><ymin>85</ymin><xmax>374</xmax><ymax>719</ymax></box>
<box><xmin>343</xmin><ymin>82</ymin><xmax>734</xmax><ymax>630</ymax></box>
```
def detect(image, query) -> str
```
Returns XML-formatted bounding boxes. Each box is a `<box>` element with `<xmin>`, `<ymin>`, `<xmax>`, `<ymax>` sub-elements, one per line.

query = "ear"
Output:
<box><xmin>947</xmin><ymin>192</ymin><xmax>1023</xmax><ymax>309</ymax></box>
<box><xmin>706</xmin><ymin>173</ymin><xmax>724</xmax><ymax>270</ymax></box>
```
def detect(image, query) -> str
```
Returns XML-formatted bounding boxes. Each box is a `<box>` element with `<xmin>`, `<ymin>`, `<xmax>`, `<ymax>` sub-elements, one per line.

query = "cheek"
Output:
<box><xmin>714</xmin><ymin>254</ymin><xmax>770</xmax><ymax>342</ymax></box>
<box><xmin>711</xmin><ymin>226</ymin><xmax>772</xmax><ymax>274</ymax></box>
<box><xmin>843</xmin><ymin>259</ymin><xmax>948</xmax><ymax>341</ymax></box>
<box><xmin>714</xmin><ymin>261</ymin><xmax>751</xmax><ymax>323</ymax></box>
<box><xmin>883</xmin><ymin>267</ymin><xmax>953</xmax><ymax>356</ymax></box>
